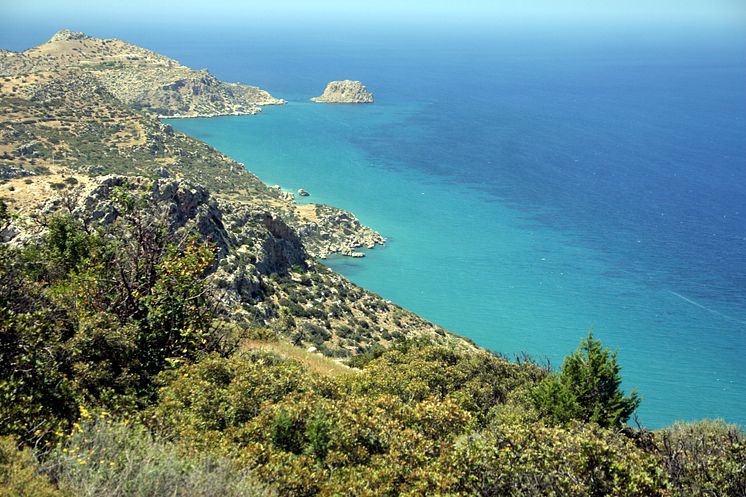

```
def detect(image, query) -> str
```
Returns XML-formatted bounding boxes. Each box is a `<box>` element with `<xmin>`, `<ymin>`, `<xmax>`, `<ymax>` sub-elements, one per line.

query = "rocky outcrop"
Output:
<box><xmin>7</xmin><ymin>174</ymin><xmax>308</xmax><ymax>303</ymax></box>
<box><xmin>11</xmin><ymin>175</ymin><xmax>306</xmax><ymax>273</ymax></box>
<box><xmin>311</xmin><ymin>80</ymin><xmax>373</xmax><ymax>104</ymax></box>
<box><xmin>0</xmin><ymin>30</ymin><xmax>285</xmax><ymax>117</ymax></box>
<box><xmin>49</xmin><ymin>29</ymin><xmax>90</xmax><ymax>42</ymax></box>
<box><xmin>0</xmin><ymin>165</ymin><xmax>37</xmax><ymax>181</ymax></box>
<box><xmin>293</xmin><ymin>204</ymin><xmax>385</xmax><ymax>258</ymax></box>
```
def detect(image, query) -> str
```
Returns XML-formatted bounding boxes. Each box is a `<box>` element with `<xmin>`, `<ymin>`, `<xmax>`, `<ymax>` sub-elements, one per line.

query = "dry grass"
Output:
<box><xmin>111</xmin><ymin>120</ymin><xmax>146</xmax><ymax>147</ymax></box>
<box><xmin>1</xmin><ymin>166</ymin><xmax>89</xmax><ymax>213</ymax></box>
<box><xmin>0</xmin><ymin>71</ymin><xmax>53</xmax><ymax>97</ymax></box>
<box><xmin>242</xmin><ymin>340</ymin><xmax>354</xmax><ymax>377</ymax></box>
<box><xmin>295</xmin><ymin>203</ymin><xmax>319</xmax><ymax>223</ymax></box>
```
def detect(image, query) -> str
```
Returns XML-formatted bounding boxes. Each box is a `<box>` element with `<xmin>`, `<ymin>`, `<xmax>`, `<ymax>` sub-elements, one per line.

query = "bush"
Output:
<box><xmin>46</xmin><ymin>415</ymin><xmax>273</xmax><ymax>497</ymax></box>
<box><xmin>0</xmin><ymin>307</ymin><xmax>78</xmax><ymax>441</ymax></box>
<box><xmin>0</xmin><ymin>436</ymin><xmax>65</xmax><ymax>497</ymax></box>
<box><xmin>439</xmin><ymin>421</ymin><xmax>667</xmax><ymax>497</ymax></box>
<box><xmin>1</xmin><ymin>208</ymin><xmax>219</xmax><ymax>441</ymax></box>
<box><xmin>656</xmin><ymin>419</ymin><xmax>746</xmax><ymax>497</ymax></box>
<box><xmin>304</xmin><ymin>409</ymin><xmax>333</xmax><ymax>461</ymax></box>
<box><xmin>270</xmin><ymin>409</ymin><xmax>305</xmax><ymax>454</ymax></box>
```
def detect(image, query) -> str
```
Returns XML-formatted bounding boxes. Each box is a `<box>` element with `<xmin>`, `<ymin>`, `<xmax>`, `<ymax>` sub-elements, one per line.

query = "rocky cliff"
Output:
<box><xmin>0</xmin><ymin>30</ymin><xmax>285</xmax><ymax>117</ymax></box>
<box><xmin>311</xmin><ymin>80</ymin><xmax>374</xmax><ymax>103</ymax></box>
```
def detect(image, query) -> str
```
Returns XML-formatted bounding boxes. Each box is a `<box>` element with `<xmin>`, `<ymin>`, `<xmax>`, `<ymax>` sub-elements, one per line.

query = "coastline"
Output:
<box><xmin>157</xmin><ymin>99</ymin><xmax>287</xmax><ymax>119</ymax></box>
<box><xmin>167</xmin><ymin>102</ymin><xmax>746</xmax><ymax>429</ymax></box>
<box><xmin>158</xmin><ymin>109</ymin><xmax>262</xmax><ymax>119</ymax></box>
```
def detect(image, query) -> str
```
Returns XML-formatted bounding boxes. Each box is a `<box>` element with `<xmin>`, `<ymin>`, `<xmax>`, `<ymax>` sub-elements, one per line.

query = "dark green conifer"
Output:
<box><xmin>532</xmin><ymin>331</ymin><xmax>640</xmax><ymax>428</ymax></box>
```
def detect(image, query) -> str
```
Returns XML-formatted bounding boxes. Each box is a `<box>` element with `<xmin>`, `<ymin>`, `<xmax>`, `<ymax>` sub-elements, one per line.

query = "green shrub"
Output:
<box><xmin>46</xmin><ymin>416</ymin><xmax>273</xmax><ymax>497</ymax></box>
<box><xmin>270</xmin><ymin>409</ymin><xmax>305</xmax><ymax>454</ymax></box>
<box><xmin>344</xmin><ymin>341</ymin><xmax>542</xmax><ymax>422</ymax></box>
<box><xmin>0</xmin><ymin>307</ymin><xmax>78</xmax><ymax>441</ymax></box>
<box><xmin>0</xmin><ymin>436</ymin><xmax>66</xmax><ymax>497</ymax></box>
<box><xmin>438</xmin><ymin>421</ymin><xmax>667</xmax><ymax>497</ymax></box>
<box><xmin>656</xmin><ymin>419</ymin><xmax>746</xmax><ymax>497</ymax></box>
<box><xmin>1</xmin><ymin>207</ymin><xmax>219</xmax><ymax>440</ymax></box>
<box><xmin>304</xmin><ymin>409</ymin><xmax>333</xmax><ymax>461</ymax></box>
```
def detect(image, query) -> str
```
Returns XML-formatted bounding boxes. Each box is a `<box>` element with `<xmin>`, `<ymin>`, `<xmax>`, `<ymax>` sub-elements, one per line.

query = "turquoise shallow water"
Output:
<box><xmin>169</xmin><ymin>96</ymin><xmax>746</xmax><ymax>428</ymax></box>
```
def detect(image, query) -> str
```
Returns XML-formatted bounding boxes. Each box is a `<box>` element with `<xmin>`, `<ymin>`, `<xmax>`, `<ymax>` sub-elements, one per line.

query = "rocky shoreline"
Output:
<box><xmin>157</xmin><ymin>108</ymin><xmax>262</xmax><ymax>119</ymax></box>
<box><xmin>291</xmin><ymin>203</ymin><xmax>386</xmax><ymax>259</ymax></box>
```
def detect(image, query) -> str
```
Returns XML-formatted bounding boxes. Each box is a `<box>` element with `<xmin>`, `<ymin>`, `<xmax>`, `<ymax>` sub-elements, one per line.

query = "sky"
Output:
<box><xmin>1</xmin><ymin>0</ymin><xmax>744</xmax><ymax>52</ymax></box>
<box><xmin>2</xmin><ymin>0</ymin><xmax>745</xmax><ymax>27</ymax></box>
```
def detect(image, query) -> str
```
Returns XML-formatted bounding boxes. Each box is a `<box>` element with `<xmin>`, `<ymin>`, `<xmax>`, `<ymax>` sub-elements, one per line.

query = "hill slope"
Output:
<box><xmin>0</xmin><ymin>29</ymin><xmax>284</xmax><ymax>117</ymax></box>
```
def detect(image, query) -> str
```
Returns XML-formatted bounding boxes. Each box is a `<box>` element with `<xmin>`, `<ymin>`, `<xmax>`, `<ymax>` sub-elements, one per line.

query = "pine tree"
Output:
<box><xmin>532</xmin><ymin>331</ymin><xmax>640</xmax><ymax>428</ymax></box>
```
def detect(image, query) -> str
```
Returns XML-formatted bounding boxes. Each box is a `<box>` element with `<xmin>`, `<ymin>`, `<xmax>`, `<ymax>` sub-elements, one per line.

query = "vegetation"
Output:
<box><xmin>1</xmin><ymin>193</ymin><xmax>745</xmax><ymax>496</ymax></box>
<box><xmin>1</xmin><ymin>198</ymin><xmax>745</xmax><ymax>495</ymax></box>
<box><xmin>0</xmin><ymin>436</ymin><xmax>65</xmax><ymax>497</ymax></box>
<box><xmin>656</xmin><ymin>420</ymin><xmax>746</xmax><ymax>497</ymax></box>
<box><xmin>1</xmin><ymin>197</ymin><xmax>218</xmax><ymax>443</ymax></box>
<box><xmin>46</xmin><ymin>413</ymin><xmax>273</xmax><ymax>497</ymax></box>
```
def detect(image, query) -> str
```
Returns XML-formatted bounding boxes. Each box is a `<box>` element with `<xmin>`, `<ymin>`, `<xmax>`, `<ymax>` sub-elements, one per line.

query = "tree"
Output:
<box><xmin>532</xmin><ymin>332</ymin><xmax>640</xmax><ymax>428</ymax></box>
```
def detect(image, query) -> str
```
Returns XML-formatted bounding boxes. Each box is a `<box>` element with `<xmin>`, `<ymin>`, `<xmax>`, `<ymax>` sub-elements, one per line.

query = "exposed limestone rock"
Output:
<box><xmin>0</xmin><ymin>165</ymin><xmax>37</xmax><ymax>181</ymax></box>
<box><xmin>49</xmin><ymin>30</ymin><xmax>90</xmax><ymax>42</ymax></box>
<box><xmin>311</xmin><ymin>80</ymin><xmax>374</xmax><ymax>104</ymax></box>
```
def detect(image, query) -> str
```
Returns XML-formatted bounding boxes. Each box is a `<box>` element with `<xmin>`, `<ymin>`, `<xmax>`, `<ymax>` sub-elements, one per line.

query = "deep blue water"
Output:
<box><xmin>3</xmin><ymin>23</ymin><xmax>745</xmax><ymax>428</ymax></box>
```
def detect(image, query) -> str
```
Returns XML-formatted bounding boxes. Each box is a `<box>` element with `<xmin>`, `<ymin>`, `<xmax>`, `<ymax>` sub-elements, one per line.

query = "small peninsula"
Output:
<box><xmin>311</xmin><ymin>80</ymin><xmax>374</xmax><ymax>103</ymax></box>
<box><xmin>0</xmin><ymin>29</ymin><xmax>285</xmax><ymax>118</ymax></box>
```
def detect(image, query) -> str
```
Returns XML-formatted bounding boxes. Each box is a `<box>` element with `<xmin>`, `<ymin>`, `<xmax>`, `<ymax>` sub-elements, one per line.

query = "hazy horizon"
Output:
<box><xmin>1</xmin><ymin>0</ymin><xmax>745</xmax><ymax>52</ymax></box>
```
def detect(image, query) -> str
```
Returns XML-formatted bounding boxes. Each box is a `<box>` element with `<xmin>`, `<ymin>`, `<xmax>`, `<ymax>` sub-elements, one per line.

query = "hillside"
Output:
<box><xmin>0</xmin><ymin>64</ymin><xmax>382</xmax><ymax>258</ymax></box>
<box><xmin>0</xmin><ymin>30</ymin><xmax>284</xmax><ymax>117</ymax></box>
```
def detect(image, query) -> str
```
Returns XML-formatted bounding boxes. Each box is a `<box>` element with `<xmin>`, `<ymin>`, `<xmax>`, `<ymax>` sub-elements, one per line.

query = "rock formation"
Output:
<box><xmin>311</xmin><ymin>80</ymin><xmax>373</xmax><ymax>104</ymax></box>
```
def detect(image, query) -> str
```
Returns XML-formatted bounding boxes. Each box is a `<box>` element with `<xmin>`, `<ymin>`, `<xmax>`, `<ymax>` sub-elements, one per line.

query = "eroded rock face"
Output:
<box><xmin>311</xmin><ymin>80</ymin><xmax>374</xmax><ymax>104</ymax></box>
<box><xmin>11</xmin><ymin>175</ymin><xmax>306</xmax><ymax>277</ymax></box>
<box><xmin>294</xmin><ymin>204</ymin><xmax>385</xmax><ymax>258</ymax></box>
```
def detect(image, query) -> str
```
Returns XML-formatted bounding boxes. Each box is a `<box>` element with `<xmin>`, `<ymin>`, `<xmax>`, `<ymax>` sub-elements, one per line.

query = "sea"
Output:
<box><xmin>3</xmin><ymin>22</ymin><xmax>745</xmax><ymax>428</ymax></box>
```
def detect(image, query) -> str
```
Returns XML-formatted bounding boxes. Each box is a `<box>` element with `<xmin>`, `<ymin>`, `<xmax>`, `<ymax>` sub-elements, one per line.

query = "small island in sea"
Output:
<box><xmin>311</xmin><ymin>79</ymin><xmax>374</xmax><ymax>103</ymax></box>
